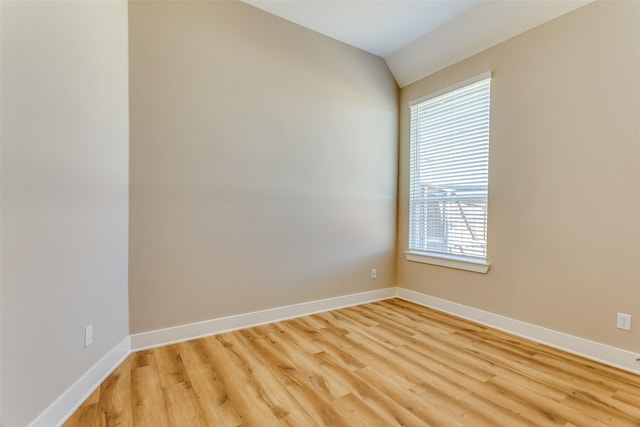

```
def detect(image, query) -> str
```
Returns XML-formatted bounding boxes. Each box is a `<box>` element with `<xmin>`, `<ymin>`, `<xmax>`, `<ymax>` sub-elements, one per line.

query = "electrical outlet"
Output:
<box><xmin>85</xmin><ymin>325</ymin><xmax>93</xmax><ymax>347</ymax></box>
<box><xmin>371</xmin><ymin>268</ymin><xmax>377</xmax><ymax>279</ymax></box>
<box><xmin>617</xmin><ymin>313</ymin><xmax>631</xmax><ymax>331</ymax></box>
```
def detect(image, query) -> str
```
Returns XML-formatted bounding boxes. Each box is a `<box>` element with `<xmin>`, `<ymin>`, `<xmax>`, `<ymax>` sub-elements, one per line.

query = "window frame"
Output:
<box><xmin>405</xmin><ymin>72</ymin><xmax>492</xmax><ymax>274</ymax></box>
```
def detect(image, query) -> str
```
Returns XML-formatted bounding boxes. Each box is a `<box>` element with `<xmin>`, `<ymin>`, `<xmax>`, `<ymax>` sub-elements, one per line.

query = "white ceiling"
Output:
<box><xmin>242</xmin><ymin>0</ymin><xmax>592</xmax><ymax>87</ymax></box>
<box><xmin>243</xmin><ymin>0</ymin><xmax>480</xmax><ymax>58</ymax></box>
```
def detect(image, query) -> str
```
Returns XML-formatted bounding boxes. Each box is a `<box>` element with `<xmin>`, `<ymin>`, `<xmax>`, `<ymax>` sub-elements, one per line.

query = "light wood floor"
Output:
<box><xmin>64</xmin><ymin>299</ymin><xmax>640</xmax><ymax>426</ymax></box>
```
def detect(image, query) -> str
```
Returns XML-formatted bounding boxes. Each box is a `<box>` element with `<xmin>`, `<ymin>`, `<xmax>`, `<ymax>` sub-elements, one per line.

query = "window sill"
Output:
<box><xmin>404</xmin><ymin>251</ymin><xmax>490</xmax><ymax>274</ymax></box>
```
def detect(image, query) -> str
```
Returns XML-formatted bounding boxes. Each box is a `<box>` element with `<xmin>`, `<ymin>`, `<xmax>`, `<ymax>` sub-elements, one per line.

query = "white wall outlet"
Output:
<box><xmin>85</xmin><ymin>325</ymin><xmax>93</xmax><ymax>347</ymax></box>
<box><xmin>616</xmin><ymin>313</ymin><xmax>631</xmax><ymax>331</ymax></box>
<box><xmin>371</xmin><ymin>268</ymin><xmax>377</xmax><ymax>279</ymax></box>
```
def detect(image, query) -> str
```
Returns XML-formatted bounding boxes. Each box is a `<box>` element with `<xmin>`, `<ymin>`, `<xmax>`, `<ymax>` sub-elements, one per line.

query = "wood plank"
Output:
<box><xmin>63</xmin><ymin>388</ymin><xmax>100</xmax><ymax>427</ymax></box>
<box><xmin>200</xmin><ymin>335</ymin><xmax>285</xmax><ymax>426</ymax></box>
<box><xmin>180</xmin><ymin>339</ymin><xmax>243</xmax><ymax>426</ymax></box>
<box><xmin>153</xmin><ymin>344</ymin><xmax>189</xmax><ymax>388</ymax></box>
<box><xmin>161</xmin><ymin>380</ymin><xmax>209</xmax><ymax>427</ymax></box>
<box><xmin>310</xmin><ymin>351</ymin><xmax>427</xmax><ymax>426</ymax></box>
<box><xmin>94</xmin><ymin>357</ymin><xmax>133</xmax><ymax>427</ymax></box>
<box><xmin>488</xmin><ymin>375</ymin><xmax>612</xmax><ymax>427</ymax></box>
<box><xmin>251</xmin><ymin>364</ymin><xmax>319</xmax><ymax>426</ymax></box>
<box><xmin>65</xmin><ymin>299</ymin><xmax>640</xmax><ymax>427</ymax></box>
<box><xmin>356</xmin><ymin>365</ymin><xmax>467</xmax><ymax>426</ymax></box>
<box><xmin>130</xmin><ymin>365</ymin><xmax>171</xmax><ymax>427</ymax></box>
<box><xmin>332</xmin><ymin>393</ymin><xmax>393</xmax><ymax>426</ymax></box>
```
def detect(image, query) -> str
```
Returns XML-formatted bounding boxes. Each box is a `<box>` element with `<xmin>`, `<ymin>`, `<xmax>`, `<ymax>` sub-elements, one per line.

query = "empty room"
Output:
<box><xmin>1</xmin><ymin>0</ymin><xmax>640</xmax><ymax>425</ymax></box>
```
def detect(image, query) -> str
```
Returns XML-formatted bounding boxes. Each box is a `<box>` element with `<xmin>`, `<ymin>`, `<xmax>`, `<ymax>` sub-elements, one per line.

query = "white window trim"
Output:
<box><xmin>405</xmin><ymin>251</ymin><xmax>490</xmax><ymax>274</ymax></box>
<box><xmin>408</xmin><ymin>71</ymin><xmax>492</xmax><ymax>107</ymax></box>
<box><xmin>407</xmin><ymin>71</ymin><xmax>492</xmax><ymax>273</ymax></box>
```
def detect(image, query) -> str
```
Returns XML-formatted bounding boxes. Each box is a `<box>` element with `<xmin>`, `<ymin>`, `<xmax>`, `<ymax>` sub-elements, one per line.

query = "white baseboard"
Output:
<box><xmin>396</xmin><ymin>287</ymin><xmax>640</xmax><ymax>375</ymax></box>
<box><xmin>29</xmin><ymin>336</ymin><xmax>131</xmax><ymax>427</ymax></box>
<box><xmin>33</xmin><ymin>286</ymin><xmax>640</xmax><ymax>427</ymax></box>
<box><xmin>131</xmin><ymin>288</ymin><xmax>396</xmax><ymax>351</ymax></box>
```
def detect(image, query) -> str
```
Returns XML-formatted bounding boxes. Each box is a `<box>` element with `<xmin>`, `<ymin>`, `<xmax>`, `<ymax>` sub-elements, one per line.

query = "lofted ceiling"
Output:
<box><xmin>242</xmin><ymin>0</ymin><xmax>592</xmax><ymax>87</ymax></box>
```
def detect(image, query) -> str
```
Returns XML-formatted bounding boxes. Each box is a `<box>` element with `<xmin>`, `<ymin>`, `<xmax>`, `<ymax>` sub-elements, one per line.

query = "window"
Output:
<box><xmin>406</xmin><ymin>73</ymin><xmax>491</xmax><ymax>273</ymax></box>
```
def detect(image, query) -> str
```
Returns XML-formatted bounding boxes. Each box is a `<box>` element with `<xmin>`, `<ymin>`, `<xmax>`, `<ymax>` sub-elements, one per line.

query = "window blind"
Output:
<box><xmin>409</xmin><ymin>74</ymin><xmax>491</xmax><ymax>262</ymax></box>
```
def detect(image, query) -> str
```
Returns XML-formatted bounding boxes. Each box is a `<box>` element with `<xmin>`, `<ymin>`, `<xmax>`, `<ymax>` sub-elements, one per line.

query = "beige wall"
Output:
<box><xmin>6</xmin><ymin>1</ymin><xmax>637</xmax><ymax>424</ymax></box>
<box><xmin>398</xmin><ymin>1</ymin><xmax>640</xmax><ymax>351</ymax></box>
<box><xmin>0</xmin><ymin>1</ymin><xmax>130</xmax><ymax>426</ymax></box>
<box><xmin>128</xmin><ymin>1</ymin><xmax>398</xmax><ymax>333</ymax></box>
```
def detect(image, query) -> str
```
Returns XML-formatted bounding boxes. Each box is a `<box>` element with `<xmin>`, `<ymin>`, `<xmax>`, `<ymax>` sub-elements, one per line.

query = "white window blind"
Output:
<box><xmin>409</xmin><ymin>74</ymin><xmax>491</xmax><ymax>263</ymax></box>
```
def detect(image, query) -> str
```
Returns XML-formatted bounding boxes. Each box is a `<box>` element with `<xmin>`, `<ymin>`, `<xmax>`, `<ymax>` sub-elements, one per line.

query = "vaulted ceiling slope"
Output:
<box><xmin>242</xmin><ymin>0</ymin><xmax>592</xmax><ymax>87</ymax></box>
